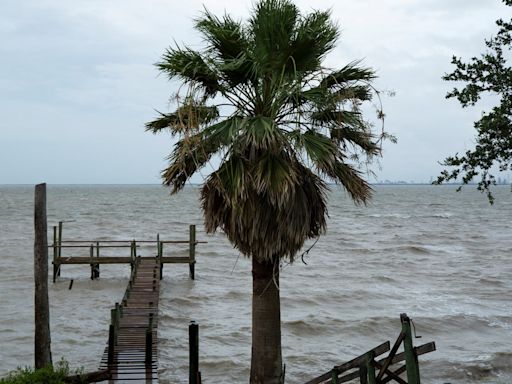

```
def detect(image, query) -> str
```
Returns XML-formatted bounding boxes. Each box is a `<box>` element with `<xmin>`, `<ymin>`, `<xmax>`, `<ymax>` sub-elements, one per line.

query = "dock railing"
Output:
<box><xmin>50</xmin><ymin>222</ymin><xmax>205</xmax><ymax>282</ymax></box>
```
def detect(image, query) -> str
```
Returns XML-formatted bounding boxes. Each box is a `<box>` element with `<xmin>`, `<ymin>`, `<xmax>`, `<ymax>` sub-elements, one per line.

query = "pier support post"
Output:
<box><xmin>189</xmin><ymin>225</ymin><xmax>196</xmax><ymax>280</ymax></box>
<box><xmin>34</xmin><ymin>183</ymin><xmax>52</xmax><ymax>368</ymax></box>
<box><xmin>52</xmin><ymin>226</ymin><xmax>58</xmax><ymax>283</ymax></box>
<box><xmin>366</xmin><ymin>351</ymin><xmax>376</xmax><ymax>384</ymax></box>
<box><xmin>145</xmin><ymin>314</ymin><xmax>154</xmax><ymax>366</ymax></box>
<box><xmin>90</xmin><ymin>244</ymin><xmax>100</xmax><ymax>280</ymax></box>
<box><xmin>57</xmin><ymin>221</ymin><xmax>62</xmax><ymax>277</ymax></box>
<box><xmin>108</xmin><ymin>324</ymin><xmax>115</xmax><ymax>366</ymax></box>
<box><xmin>157</xmin><ymin>234</ymin><xmax>163</xmax><ymax>280</ymax></box>
<box><xmin>331</xmin><ymin>367</ymin><xmax>339</xmax><ymax>384</ymax></box>
<box><xmin>401</xmin><ymin>313</ymin><xmax>420</xmax><ymax>384</ymax></box>
<box><xmin>189</xmin><ymin>321</ymin><xmax>199</xmax><ymax>384</ymax></box>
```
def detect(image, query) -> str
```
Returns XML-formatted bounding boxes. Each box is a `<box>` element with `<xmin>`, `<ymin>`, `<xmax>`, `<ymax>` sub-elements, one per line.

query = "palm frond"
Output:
<box><xmin>321</xmin><ymin>62</ymin><xmax>376</xmax><ymax>88</ymax></box>
<box><xmin>157</xmin><ymin>47</ymin><xmax>220</xmax><ymax>96</ymax></box>
<box><xmin>330</xmin><ymin>162</ymin><xmax>372</xmax><ymax>204</ymax></box>
<box><xmin>195</xmin><ymin>11</ymin><xmax>254</xmax><ymax>86</ymax></box>
<box><xmin>145</xmin><ymin>104</ymin><xmax>219</xmax><ymax>135</ymax></box>
<box><xmin>201</xmin><ymin>160</ymin><xmax>327</xmax><ymax>262</ymax></box>
<box><xmin>162</xmin><ymin>116</ymin><xmax>242</xmax><ymax>192</ymax></box>
<box><xmin>250</xmin><ymin>0</ymin><xmax>299</xmax><ymax>72</ymax></box>
<box><xmin>238</xmin><ymin>116</ymin><xmax>283</xmax><ymax>152</ymax></box>
<box><xmin>330</xmin><ymin>127</ymin><xmax>380</xmax><ymax>155</ymax></box>
<box><xmin>288</xmin><ymin>10</ymin><xmax>338</xmax><ymax>73</ymax></box>
<box><xmin>253</xmin><ymin>151</ymin><xmax>298</xmax><ymax>206</ymax></box>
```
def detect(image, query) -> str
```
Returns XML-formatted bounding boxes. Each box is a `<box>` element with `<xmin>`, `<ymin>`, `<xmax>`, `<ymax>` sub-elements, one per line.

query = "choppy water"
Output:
<box><xmin>0</xmin><ymin>184</ymin><xmax>511</xmax><ymax>383</ymax></box>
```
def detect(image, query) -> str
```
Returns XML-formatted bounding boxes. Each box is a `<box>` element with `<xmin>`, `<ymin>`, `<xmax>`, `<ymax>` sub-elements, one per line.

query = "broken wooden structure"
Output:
<box><xmin>304</xmin><ymin>314</ymin><xmax>435</xmax><ymax>384</ymax></box>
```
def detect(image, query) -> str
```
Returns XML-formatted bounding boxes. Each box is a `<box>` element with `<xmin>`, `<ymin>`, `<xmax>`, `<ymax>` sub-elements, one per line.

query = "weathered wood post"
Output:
<box><xmin>157</xmin><ymin>233</ymin><xmax>163</xmax><ymax>280</ymax></box>
<box><xmin>189</xmin><ymin>321</ymin><xmax>199</xmax><ymax>384</ymax></box>
<box><xmin>145</xmin><ymin>314</ymin><xmax>154</xmax><ymax>366</ymax></box>
<box><xmin>52</xmin><ymin>226</ymin><xmax>58</xmax><ymax>283</ymax></box>
<box><xmin>130</xmin><ymin>240</ymin><xmax>136</xmax><ymax>272</ymax></box>
<box><xmin>56</xmin><ymin>221</ymin><xmax>63</xmax><ymax>279</ymax></box>
<box><xmin>401</xmin><ymin>313</ymin><xmax>420</xmax><ymax>384</ymax></box>
<box><xmin>57</xmin><ymin>221</ymin><xmax>63</xmax><ymax>274</ymax></box>
<box><xmin>107</xmin><ymin>324</ymin><xmax>115</xmax><ymax>366</ymax></box>
<box><xmin>90</xmin><ymin>244</ymin><xmax>95</xmax><ymax>280</ymax></box>
<box><xmin>94</xmin><ymin>241</ymin><xmax>100</xmax><ymax>278</ymax></box>
<box><xmin>365</xmin><ymin>351</ymin><xmax>376</xmax><ymax>384</ymax></box>
<box><xmin>330</xmin><ymin>367</ymin><xmax>339</xmax><ymax>384</ymax></box>
<box><xmin>34</xmin><ymin>183</ymin><xmax>52</xmax><ymax>368</ymax></box>
<box><xmin>189</xmin><ymin>225</ymin><xmax>196</xmax><ymax>280</ymax></box>
<box><xmin>359</xmin><ymin>364</ymin><xmax>368</xmax><ymax>384</ymax></box>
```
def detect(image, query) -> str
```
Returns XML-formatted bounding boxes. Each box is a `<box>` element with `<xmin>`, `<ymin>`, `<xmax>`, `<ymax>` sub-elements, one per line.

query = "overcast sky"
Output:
<box><xmin>1</xmin><ymin>0</ymin><xmax>510</xmax><ymax>184</ymax></box>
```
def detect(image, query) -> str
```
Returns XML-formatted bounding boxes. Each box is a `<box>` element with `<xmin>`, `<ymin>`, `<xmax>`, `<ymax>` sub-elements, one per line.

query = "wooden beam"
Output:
<box><xmin>303</xmin><ymin>341</ymin><xmax>390</xmax><ymax>384</ymax></box>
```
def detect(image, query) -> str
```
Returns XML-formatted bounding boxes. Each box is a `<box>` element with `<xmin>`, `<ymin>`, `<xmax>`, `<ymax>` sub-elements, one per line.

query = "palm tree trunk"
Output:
<box><xmin>250</xmin><ymin>257</ymin><xmax>282</xmax><ymax>384</ymax></box>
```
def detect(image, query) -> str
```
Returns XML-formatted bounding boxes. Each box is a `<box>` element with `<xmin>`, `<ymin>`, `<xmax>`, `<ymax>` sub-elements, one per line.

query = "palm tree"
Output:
<box><xmin>147</xmin><ymin>0</ymin><xmax>382</xmax><ymax>382</ymax></box>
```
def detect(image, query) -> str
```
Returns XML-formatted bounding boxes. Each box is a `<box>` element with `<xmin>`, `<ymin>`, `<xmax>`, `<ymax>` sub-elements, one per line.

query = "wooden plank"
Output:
<box><xmin>303</xmin><ymin>341</ymin><xmax>390</xmax><ymax>384</ymax></box>
<box><xmin>161</xmin><ymin>257</ymin><xmax>194</xmax><ymax>264</ymax></box>
<box><xmin>378</xmin><ymin>342</ymin><xmax>436</xmax><ymax>366</ymax></box>
<box><xmin>377</xmin><ymin>331</ymin><xmax>405</xmax><ymax>381</ymax></box>
<box><xmin>58</xmin><ymin>257</ymin><xmax>133</xmax><ymax>264</ymax></box>
<box><xmin>56</xmin><ymin>256</ymin><xmax>195</xmax><ymax>264</ymax></box>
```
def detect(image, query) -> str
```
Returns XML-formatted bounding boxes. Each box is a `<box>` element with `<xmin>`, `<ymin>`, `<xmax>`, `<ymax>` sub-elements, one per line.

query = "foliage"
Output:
<box><xmin>0</xmin><ymin>360</ymin><xmax>84</xmax><ymax>384</ymax></box>
<box><xmin>435</xmin><ymin>0</ymin><xmax>512</xmax><ymax>203</ymax></box>
<box><xmin>147</xmin><ymin>0</ymin><xmax>385</xmax><ymax>262</ymax></box>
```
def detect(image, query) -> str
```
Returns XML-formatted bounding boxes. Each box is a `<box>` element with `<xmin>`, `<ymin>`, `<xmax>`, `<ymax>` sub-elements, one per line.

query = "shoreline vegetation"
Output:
<box><xmin>0</xmin><ymin>361</ymin><xmax>82</xmax><ymax>384</ymax></box>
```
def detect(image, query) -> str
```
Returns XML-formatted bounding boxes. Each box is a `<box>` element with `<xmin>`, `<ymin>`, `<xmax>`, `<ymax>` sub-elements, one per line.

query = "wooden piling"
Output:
<box><xmin>90</xmin><ymin>245</ymin><xmax>94</xmax><ymax>280</ymax></box>
<box><xmin>189</xmin><ymin>225</ymin><xmax>196</xmax><ymax>280</ymax></box>
<box><xmin>34</xmin><ymin>183</ymin><xmax>52</xmax><ymax>368</ymax></box>
<box><xmin>366</xmin><ymin>351</ymin><xmax>376</xmax><ymax>384</ymax></box>
<box><xmin>58</xmin><ymin>221</ymin><xmax>63</xmax><ymax>262</ymax></box>
<box><xmin>145</xmin><ymin>314</ymin><xmax>154</xmax><ymax>366</ymax></box>
<box><xmin>108</xmin><ymin>324</ymin><xmax>115</xmax><ymax>366</ymax></box>
<box><xmin>95</xmin><ymin>241</ymin><xmax>100</xmax><ymax>278</ymax></box>
<box><xmin>331</xmin><ymin>368</ymin><xmax>339</xmax><ymax>384</ymax></box>
<box><xmin>52</xmin><ymin>226</ymin><xmax>58</xmax><ymax>283</ymax></box>
<box><xmin>189</xmin><ymin>321</ymin><xmax>199</xmax><ymax>384</ymax></box>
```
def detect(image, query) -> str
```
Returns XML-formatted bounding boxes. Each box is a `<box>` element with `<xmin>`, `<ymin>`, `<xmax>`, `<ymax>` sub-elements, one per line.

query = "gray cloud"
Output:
<box><xmin>0</xmin><ymin>0</ymin><xmax>509</xmax><ymax>184</ymax></box>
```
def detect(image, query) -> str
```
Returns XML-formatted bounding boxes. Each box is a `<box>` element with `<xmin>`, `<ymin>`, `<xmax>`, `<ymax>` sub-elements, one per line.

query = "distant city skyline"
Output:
<box><xmin>1</xmin><ymin>0</ymin><xmax>510</xmax><ymax>184</ymax></box>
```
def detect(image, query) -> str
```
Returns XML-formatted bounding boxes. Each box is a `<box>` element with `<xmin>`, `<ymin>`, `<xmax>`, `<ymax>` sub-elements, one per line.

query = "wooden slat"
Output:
<box><xmin>378</xmin><ymin>342</ymin><xmax>436</xmax><ymax>366</ymax></box>
<box><xmin>56</xmin><ymin>257</ymin><xmax>133</xmax><ymax>264</ymax></box>
<box><xmin>54</xmin><ymin>256</ymin><xmax>195</xmax><ymax>264</ymax></box>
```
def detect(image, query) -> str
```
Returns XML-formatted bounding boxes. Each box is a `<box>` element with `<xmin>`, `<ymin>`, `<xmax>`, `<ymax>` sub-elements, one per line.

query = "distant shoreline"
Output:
<box><xmin>0</xmin><ymin>183</ymin><xmax>510</xmax><ymax>187</ymax></box>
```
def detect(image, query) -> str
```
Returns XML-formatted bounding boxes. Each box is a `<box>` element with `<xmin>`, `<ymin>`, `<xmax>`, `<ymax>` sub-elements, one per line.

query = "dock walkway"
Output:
<box><xmin>99</xmin><ymin>257</ymin><xmax>160</xmax><ymax>383</ymax></box>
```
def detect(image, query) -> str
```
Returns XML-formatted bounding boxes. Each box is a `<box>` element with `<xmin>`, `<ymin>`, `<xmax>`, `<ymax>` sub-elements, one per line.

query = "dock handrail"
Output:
<box><xmin>50</xmin><ymin>222</ymin><xmax>204</xmax><ymax>282</ymax></box>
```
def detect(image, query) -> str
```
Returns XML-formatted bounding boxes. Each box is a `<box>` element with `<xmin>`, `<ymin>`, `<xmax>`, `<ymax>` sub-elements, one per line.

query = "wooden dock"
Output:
<box><xmin>49</xmin><ymin>221</ymin><xmax>204</xmax><ymax>383</ymax></box>
<box><xmin>99</xmin><ymin>256</ymin><xmax>160</xmax><ymax>383</ymax></box>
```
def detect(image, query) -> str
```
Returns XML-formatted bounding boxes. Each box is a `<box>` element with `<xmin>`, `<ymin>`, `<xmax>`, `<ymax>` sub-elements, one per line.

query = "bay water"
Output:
<box><xmin>0</xmin><ymin>185</ymin><xmax>511</xmax><ymax>383</ymax></box>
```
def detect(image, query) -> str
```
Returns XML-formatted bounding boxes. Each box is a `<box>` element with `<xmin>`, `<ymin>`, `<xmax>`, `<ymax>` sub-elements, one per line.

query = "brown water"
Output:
<box><xmin>0</xmin><ymin>184</ymin><xmax>511</xmax><ymax>383</ymax></box>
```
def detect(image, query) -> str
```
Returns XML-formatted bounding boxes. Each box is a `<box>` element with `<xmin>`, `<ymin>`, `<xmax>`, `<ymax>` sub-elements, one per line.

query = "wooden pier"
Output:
<box><xmin>49</xmin><ymin>222</ymin><xmax>204</xmax><ymax>383</ymax></box>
